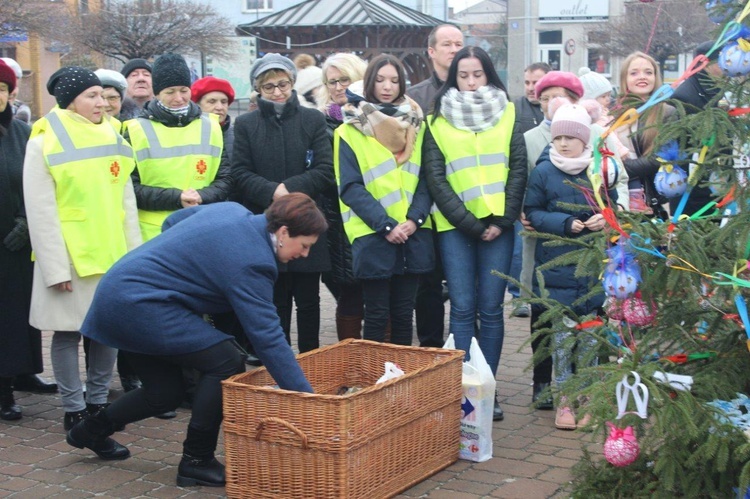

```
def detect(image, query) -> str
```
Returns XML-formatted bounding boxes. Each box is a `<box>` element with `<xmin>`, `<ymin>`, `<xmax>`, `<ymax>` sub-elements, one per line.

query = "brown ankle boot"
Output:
<box><xmin>336</xmin><ymin>314</ymin><xmax>362</xmax><ymax>341</ymax></box>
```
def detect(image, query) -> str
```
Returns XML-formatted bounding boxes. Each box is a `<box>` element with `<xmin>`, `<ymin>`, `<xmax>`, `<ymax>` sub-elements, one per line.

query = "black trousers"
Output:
<box><xmin>415</xmin><ymin>234</ymin><xmax>445</xmax><ymax>347</ymax></box>
<box><xmin>530</xmin><ymin>304</ymin><xmax>553</xmax><ymax>385</ymax></box>
<box><xmin>273</xmin><ymin>272</ymin><xmax>321</xmax><ymax>353</ymax></box>
<box><xmin>361</xmin><ymin>274</ymin><xmax>419</xmax><ymax>345</ymax></box>
<box><xmin>106</xmin><ymin>340</ymin><xmax>245</xmax><ymax>457</ymax></box>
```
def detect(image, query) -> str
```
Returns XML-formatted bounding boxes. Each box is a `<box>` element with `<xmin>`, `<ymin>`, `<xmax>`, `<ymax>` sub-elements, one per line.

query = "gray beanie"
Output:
<box><xmin>250</xmin><ymin>53</ymin><xmax>296</xmax><ymax>89</ymax></box>
<box><xmin>95</xmin><ymin>69</ymin><xmax>128</xmax><ymax>98</ymax></box>
<box><xmin>151</xmin><ymin>53</ymin><xmax>191</xmax><ymax>95</ymax></box>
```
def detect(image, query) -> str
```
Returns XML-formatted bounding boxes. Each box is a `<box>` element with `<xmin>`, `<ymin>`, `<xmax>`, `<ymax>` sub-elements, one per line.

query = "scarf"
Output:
<box><xmin>342</xmin><ymin>95</ymin><xmax>423</xmax><ymax>165</ymax></box>
<box><xmin>156</xmin><ymin>99</ymin><xmax>189</xmax><ymax>117</ymax></box>
<box><xmin>550</xmin><ymin>144</ymin><xmax>593</xmax><ymax>175</ymax></box>
<box><xmin>326</xmin><ymin>103</ymin><xmax>343</xmax><ymax>122</ymax></box>
<box><xmin>439</xmin><ymin>86</ymin><xmax>507</xmax><ymax>133</ymax></box>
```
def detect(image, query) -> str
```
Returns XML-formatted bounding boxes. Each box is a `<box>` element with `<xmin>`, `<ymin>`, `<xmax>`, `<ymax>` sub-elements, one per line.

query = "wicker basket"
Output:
<box><xmin>222</xmin><ymin>339</ymin><xmax>464</xmax><ymax>499</ymax></box>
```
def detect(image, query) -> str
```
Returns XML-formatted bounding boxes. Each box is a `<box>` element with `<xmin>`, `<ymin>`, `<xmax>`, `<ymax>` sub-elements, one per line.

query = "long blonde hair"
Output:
<box><xmin>315</xmin><ymin>53</ymin><xmax>367</xmax><ymax>113</ymax></box>
<box><xmin>617</xmin><ymin>51</ymin><xmax>664</xmax><ymax>155</ymax></box>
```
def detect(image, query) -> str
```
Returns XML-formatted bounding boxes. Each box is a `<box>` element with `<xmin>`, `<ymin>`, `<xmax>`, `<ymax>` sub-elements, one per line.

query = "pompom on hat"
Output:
<box><xmin>578</xmin><ymin>67</ymin><xmax>613</xmax><ymax>100</ymax></box>
<box><xmin>0</xmin><ymin>59</ymin><xmax>17</xmax><ymax>93</ymax></box>
<box><xmin>191</xmin><ymin>76</ymin><xmax>235</xmax><ymax>105</ymax></box>
<box><xmin>250</xmin><ymin>53</ymin><xmax>297</xmax><ymax>89</ymax></box>
<box><xmin>151</xmin><ymin>53</ymin><xmax>191</xmax><ymax>95</ymax></box>
<box><xmin>46</xmin><ymin>66</ymin><xmax>101</xmax><ymax>109</ymax></box>
<box><xmin>534</xmin><ymin>70</ymin><xmax>584</xmax><ymax>100</ymax></box>
<box><xmin>550</xmin><ymin>98</ymin><xmax>601</xmax><ymax>144</ymax></box>
<box><xmin>95</xmin><ymin>69</ymin><xmax>128</xmax><ymax>98</ymax></box>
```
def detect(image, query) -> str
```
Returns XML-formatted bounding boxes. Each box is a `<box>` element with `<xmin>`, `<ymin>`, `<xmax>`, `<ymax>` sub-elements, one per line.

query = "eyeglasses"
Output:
<box><xmin>104</xmin><ymin>95</ymin><xmax>121</xmax><ymax>103</ymax></box>
<box><xmin>326</xmin><ymin>77</ymin><xmax>351</xmax><ymax>89</ymax></box>
<box><xmin>260</xmin><ymin>80</ymin><xmax>292</xmax><ymax>93</ymax></box>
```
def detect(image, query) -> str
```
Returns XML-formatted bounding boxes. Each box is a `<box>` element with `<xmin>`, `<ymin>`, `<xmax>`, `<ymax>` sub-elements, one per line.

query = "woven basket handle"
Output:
<box><xmin>255</xmin><ymin>417</ymin><xmax>309</xmax><ymax>450</ymax></box>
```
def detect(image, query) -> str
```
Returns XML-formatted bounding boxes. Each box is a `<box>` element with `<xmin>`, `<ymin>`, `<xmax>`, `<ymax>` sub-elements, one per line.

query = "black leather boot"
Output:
<box><xmin>532</xmin><ymin>382</ymin><xmax>554</xmax><ymax>410</ymax></box>
<box><xmin>66</xmin><ymin>410</ymin><xmax>130</xmax><ymax>460</ymax></box>
<box><xmin>493</xmin><ymin>392</ymin><xmax>504</xmax><ymax>421</ymax></box>
<box><xmin>0</xmin><ymin>377</ymin><xmax>22</xmax><ymax>421</ymax></box>
<box><xmin>13</xmin><ymin>374</ymin><xmax>58</xmax><ymax>393</ymax></box>
<box><xmin>176</xmin><ymin>454</ymin><xmax>226</xmax><ymax>487</ymax></box>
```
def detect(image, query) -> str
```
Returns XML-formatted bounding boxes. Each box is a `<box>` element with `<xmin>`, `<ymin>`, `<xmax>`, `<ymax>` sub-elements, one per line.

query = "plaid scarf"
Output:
<box><xmin>342</xmin><ymin>95</ymin><xmax>423</xmax><ymax>165</ymax></box>
<box><xmin>439</xmin><ymin>86</ymin><xmax>507</xmax><ymax>133</ymax></box>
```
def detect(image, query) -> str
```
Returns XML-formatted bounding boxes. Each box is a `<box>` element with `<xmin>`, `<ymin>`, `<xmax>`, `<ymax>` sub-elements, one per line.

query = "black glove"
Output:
<box><xmin>3</xmin><ymin>217</ymin><xmax>29</xmax><ymax>252</ymax></box>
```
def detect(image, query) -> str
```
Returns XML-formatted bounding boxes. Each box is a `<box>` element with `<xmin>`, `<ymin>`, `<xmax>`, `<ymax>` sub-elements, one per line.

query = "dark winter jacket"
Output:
<box><xmin>669</xmin><ymin>70</ymin><xmax>722</xmax><ymax>216</ymax></box>
<box><xmin>524</xmin><ymin>147</ymin><xmax>615</xmax><ymax>314</ymax></box>
<box><xmin>337</xmin><ymin>130</ymin><xmax>434</xmax><ymax>280</ymax></box>
<box><xmin>512</xmin><ymin>96</ymin><xmax>544</xmax><ymax>135</ymax></box>
<box><xmin>128</xmin><ymin>100</ymin><xmax>232</xmax><ymax>211</ymax></box>
<box><xmin>81</xmin><ymin>203</ymin><xmax>313</xmax><ymax>393</ymax></box>
<box><xmin>221</xmin><ymin>115</ymin><xmax>235</xmax><ymax>160</ymax></box>
<box><xmin>232</xmin><ymin>91</ymin><xmax>334</xmax><ymax>273</ymax></box>
<box><xmin>0</xmin><ymin>105</ymin><xmax>42</xmax><ymax>376</ymax></box>
<box><xmin>406</xmin><ymin>73</ymin><xmax>443</xmax><ymax>115</ymax></box>
<box><xmin>422</xmin><ymin>113</ymin><xmax>528</xmax><ymax>238</ymax></box>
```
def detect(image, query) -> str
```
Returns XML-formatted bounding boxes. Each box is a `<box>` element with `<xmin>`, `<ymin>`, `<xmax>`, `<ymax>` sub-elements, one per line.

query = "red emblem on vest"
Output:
<box><xmin>196</xmin><ymin>159</ymin><xmax>207</xmax><ymax>175</ymax></box>
<box><xmin>110</xmin><ymin>161</ymin><xmax>120</xmax><ymax>177</ymax></box>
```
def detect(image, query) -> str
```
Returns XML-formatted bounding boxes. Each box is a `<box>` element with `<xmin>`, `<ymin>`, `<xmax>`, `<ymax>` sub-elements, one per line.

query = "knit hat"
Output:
<box><xmin>191</xmin><ymin>76</ymin><xmax>235</xmax><ymax>105</ymax></box>
<box><xmin>250</xmin><ymin>53</ymin><xmax>297</xmax><ymax>89</ymax></box>
<box><xmin>151</xmin><ymin>53</ymin><xmax>191</xmax><ymax>95</ymax></box>
<box><xmin>0</xmin><ymin>58</ymin><xmax>22</xmax><ymax>80</ymax></box>
<box><xmin>0</xmin><ymin>59</ymin><xmax>17</xmax><ymax>93</ymax></box>
<box><xmin>46</xmin><ymin>66</ymin><xmax>101</xmax><ymax>109</ymax></box>
<box><xmin>577</xmin><ymin>67</ymin><xmax>612</xmax><ymax>100</ymax></box>
<box><xmin>550</xmin><ymin>101</ymin><xmax>594</xmax><ymax>144</ymax></box>
<box><xmin>95</xmin><ymin>69</ymin><xmax>128</xmax><ymax>98</ymax></box>
<box><xmin>121</xmin><ymin>58</ymin><xmax>152</xmax><ymax>78</ymax></box>
<box><xmin>534</xmin><ymin>70</ymin><xmax>584</xmax><ymax>100</ymax></box>
<box><xmin>294</xmin><ymin>65</ymin><xmax>323</xmax><ymax>96</ymax></box>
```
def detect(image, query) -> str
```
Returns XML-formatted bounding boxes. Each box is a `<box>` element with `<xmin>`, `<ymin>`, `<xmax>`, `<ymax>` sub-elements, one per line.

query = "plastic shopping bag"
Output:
<box><xmin>376</xmin><ymin>362</ymin><xmax>405</xmax><ymax>384</ymax></box>
<box><xmin>444</xmin><ymin>334</ymin><xmax>495</xmax><ymax>462</ymax></box>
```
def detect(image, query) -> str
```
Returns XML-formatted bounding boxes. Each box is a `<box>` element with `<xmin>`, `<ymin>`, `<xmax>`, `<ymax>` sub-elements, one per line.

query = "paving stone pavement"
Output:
<box><xmin>0</xmin><ymin>292</ymin><xmax>596</xmax><ymax>498</ymax></box>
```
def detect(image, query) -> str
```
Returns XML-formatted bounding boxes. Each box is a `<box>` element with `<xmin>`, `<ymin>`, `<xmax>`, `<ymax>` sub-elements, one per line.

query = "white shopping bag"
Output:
<box><xmin>444</xmin><ymin>334</ymin><xmax>496</xmax><ymax>462</ymax></box>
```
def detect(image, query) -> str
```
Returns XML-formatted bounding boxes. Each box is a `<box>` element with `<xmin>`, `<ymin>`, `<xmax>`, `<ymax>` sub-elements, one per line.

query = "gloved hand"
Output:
<box><xmin>3</xmin><ymin>217</ymin><xmax>29</xmax><ymax>251</ymax></box>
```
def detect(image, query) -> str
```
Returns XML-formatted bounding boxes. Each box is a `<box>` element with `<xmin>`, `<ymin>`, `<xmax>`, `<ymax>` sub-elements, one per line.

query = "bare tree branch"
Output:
<box><xmin>65</xmin><ymin>0</ymin><xmax>235</xmax><ymax>63</ymax></box>
<box><xmin>0</xmin><ymin>0</ymin><xmax>72</xmax><ymax>40</ymax></box>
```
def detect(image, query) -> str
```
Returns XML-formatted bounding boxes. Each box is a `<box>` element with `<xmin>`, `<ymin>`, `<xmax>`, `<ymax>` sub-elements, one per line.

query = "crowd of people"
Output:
<box><xmin>0</xmin><ymin>22</ymin><xmax>726</xmax><ymax>486</ymax></box>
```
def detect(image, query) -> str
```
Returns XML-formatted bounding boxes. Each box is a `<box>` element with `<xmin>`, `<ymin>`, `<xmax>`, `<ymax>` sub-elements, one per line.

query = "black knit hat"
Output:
<box><xmin>46</xmin><ymin>66</ymin><xmax>102</xmax><ymax>109</ymax></box>
<box><xmin>121</xmin><ymin>58</ymin><xmax>152</xmax><ymax>78</ymax></box>
<box><xmin>151</xmin><ymin>53</ymin><xmax>191</xmax><ymax>95</ymax></box>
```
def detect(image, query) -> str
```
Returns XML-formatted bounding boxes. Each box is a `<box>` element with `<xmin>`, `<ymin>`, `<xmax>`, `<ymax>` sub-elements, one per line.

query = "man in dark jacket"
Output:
<box><xmin>669</xmin><ymin>41</ymin><xmax>725</xmax><ymax>217</ymax></box>
<box><xmin>405</xmin><ymin>24</ymin><xmax>464</xmax><ymax>348</ymax></box>
<box><xmin>513</xmin><ymin>62</ymin><xmax>551</xmax><ymax>135</ymax></box>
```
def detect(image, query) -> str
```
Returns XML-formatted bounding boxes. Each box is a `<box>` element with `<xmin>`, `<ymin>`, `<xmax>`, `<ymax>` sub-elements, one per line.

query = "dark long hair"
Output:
<box><xmin>362</xmin><ymin>54</ymin><xmax>407</xmax><ymax>104</ymax></box>
<box><xmin>431</xmin><ymin>46</ymin><xmax>508</xmax><ymax>123</ymax></box>
<box><xmin>265</xmin><ymin>193</ymin><xmax>328</xmax><ymax>237</ymax></box>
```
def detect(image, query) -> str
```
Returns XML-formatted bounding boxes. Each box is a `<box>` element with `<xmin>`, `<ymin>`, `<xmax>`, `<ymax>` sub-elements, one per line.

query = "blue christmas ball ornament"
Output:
<box><xmin>719</xmin><ymin>40</ymin><xmax>750</xmax><ymax>77</ymax></box>
<box><xmin>706</xmin><ymin>0</ymin><xmax>735</xmax><ymax>25</ymax></box>
<box><xmin>603</xmin><ymin>268</ymin><xmax>640</xmax><ymax>299</ymax></box>
<box><xmin>654</xmin><ymin>164</ymin><xmax>688</xmax><ymax>198</ymax></box>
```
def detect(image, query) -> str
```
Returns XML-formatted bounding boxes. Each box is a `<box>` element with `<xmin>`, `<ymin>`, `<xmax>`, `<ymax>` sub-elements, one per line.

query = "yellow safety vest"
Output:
<box><xmin>31</xmin><ymin>109</ymin><xmax>135</xmax><ymax>277</ymax></box>
<box><xmin>334</xmin><ymin>124</ymin><xmax>428</xmax><ymax>244</ymax></box>
<box><xmin>427</xmin><ymin>104</ymin><xmax>515</xmax><ymax>232</ymax></box>
<box><xmin>124</xmin><ymin>114</ymin><xmax>223</xmax><ymax>241</ymax></box>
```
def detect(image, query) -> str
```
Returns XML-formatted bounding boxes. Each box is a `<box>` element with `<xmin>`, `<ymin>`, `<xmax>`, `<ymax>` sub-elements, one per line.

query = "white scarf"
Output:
<box><xmin>549</xmin><ymin>145</ymin><xmax>593</xmax><ymax>175</ymax></box>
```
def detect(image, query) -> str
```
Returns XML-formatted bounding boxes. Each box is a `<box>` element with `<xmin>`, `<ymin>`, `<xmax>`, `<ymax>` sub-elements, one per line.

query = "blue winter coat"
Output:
<box><xmin>524</xmin><ymin>148</ymin><xmax>616</xmax><ymax>314</ymax></box>
<box><xmin>80</xmin><ymin>202</ymin><xmax>312</xmax><ymax>393</ymax></box>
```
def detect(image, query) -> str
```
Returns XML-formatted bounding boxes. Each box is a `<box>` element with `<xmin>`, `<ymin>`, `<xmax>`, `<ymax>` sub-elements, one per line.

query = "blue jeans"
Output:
<box><xmin>438</xmin><ymin>228</ymin><xmax>514</xmax><ymax>375</ymax></box>
<box><xmin>507</xmin><ymin>220</ymin><xmax>523</xmax><ymax>299</ymax></box>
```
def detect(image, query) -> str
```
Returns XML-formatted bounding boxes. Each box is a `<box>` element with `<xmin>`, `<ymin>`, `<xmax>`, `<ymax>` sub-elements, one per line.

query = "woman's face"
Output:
<box><xmin>325</xmin><ymin>66</ymin><xmax>351</xmax><ymax>105</ymax></box>
<box><xmin>68</xmin><ymin>86</ymin><xmax>105</xmax><ymax>124</ymax></box>
<box><xmin>456</xmin><ymin>57</ymin><xmax>487</xmax><ymax>92</ymax></box>
<box><xmin>258</xmin><ymin>72</ymin><xmax>293</xmax><ymax>104</ymax></box>
<box><xmin>553</xmin><ymin>135</ymin><xmax>586</xmax><ymax>159</ymax></box>
<box><xmin>373</xmin><ymin>64</ymin><xmax>399</xmax><ymax>104</ymax></box>
<box><xmin>157</xmin><ymin>86</ymin><xmax>191</xmax><ymax>109</ymax></box>
<box><xmin>0</xmin><ymin>82</ymin><xmax>8</xmax><ymax>114</ymax></box>
<box><xmin>539</xmin><ymin>87</ymin><xmax>574</xmax><ymax>120</ymax></box>
<box><xmin>626</xmin><ymin>57</ymin><xmax>656</xmax><ymax>98</ymax></box>
<box><xmin>198</xmin><ymin>91</ymin><xmax>230</xmax><ymax>123</ymax></box>
<box><xmin>275</xmin><ymin>226</ymin><xmax>318</xmax><ymax>263</ymax></box>
<box><xmin>102</xmin><ymin>87</ymin><xmax>122</xmax><ymax>117</ymax></box>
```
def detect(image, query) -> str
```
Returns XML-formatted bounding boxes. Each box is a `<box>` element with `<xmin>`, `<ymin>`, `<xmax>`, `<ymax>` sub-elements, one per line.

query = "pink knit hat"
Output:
<box><xmin>550</xmin><ymin>101</ymin><xmax>594</xmax><ymax>144</ymax></box>
<box><xmin>534</xmin><ymin>71</ymin><xmax>584</xmax><ymax>100</ymax></box>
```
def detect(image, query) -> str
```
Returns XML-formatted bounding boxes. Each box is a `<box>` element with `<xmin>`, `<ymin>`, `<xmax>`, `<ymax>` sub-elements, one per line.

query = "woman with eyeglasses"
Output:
<box><xmin>232</xmin><ymin>53</ymin><xmax>334</xmax><ymax>354</ymax></box>
<box><xmin>315</xmin><ymin>53</ymin><xmax>368</xmax><ymax>341</ymax></box>
<box><xmin>124</xmin><ymin>53</ymin><xmax>231</xmax><ymax>243</ymax></box>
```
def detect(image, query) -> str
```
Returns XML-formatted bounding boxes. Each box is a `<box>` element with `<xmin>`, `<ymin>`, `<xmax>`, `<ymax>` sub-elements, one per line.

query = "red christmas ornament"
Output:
<box><xmin>604</xmin><ymin>423</ymin><xmax>640</xmax><ymax>467</ymax></box>
<box><xmin>604</xmin><ymin>297</ymin><xmax>625</xmax><ymax>321</ymax></box>
<box><xmin>622</xmin><ymin>292</ymin><xmax>657</xmax><ymax>327</ymax></box>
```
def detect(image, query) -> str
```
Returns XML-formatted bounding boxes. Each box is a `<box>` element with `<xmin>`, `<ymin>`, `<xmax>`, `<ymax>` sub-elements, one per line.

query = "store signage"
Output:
<box><xmin>538</xmin><ymin>0</ymin><xmax>609</xmax><ymax>22</ymax></box>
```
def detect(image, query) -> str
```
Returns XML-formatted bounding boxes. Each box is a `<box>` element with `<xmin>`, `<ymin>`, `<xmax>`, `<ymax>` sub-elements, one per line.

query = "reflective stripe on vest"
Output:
<box><xmin>427</xmin><ymin>103</ymin><xmax>515</xmax><ymax>232</ymax></box>
<box><xmin>125</xmin><ymin>114</ymin><xmax>223</xmax><ymax>241</ymax></box>
<box><xmin>38</xmin><ymin>109</ymin><xmax>135</xmax><ymax>277</ymax></box>
<box><xmin>334</xmin><ymin>124</ymin><xmax>428</xmax><ymax>243</ymax></box>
